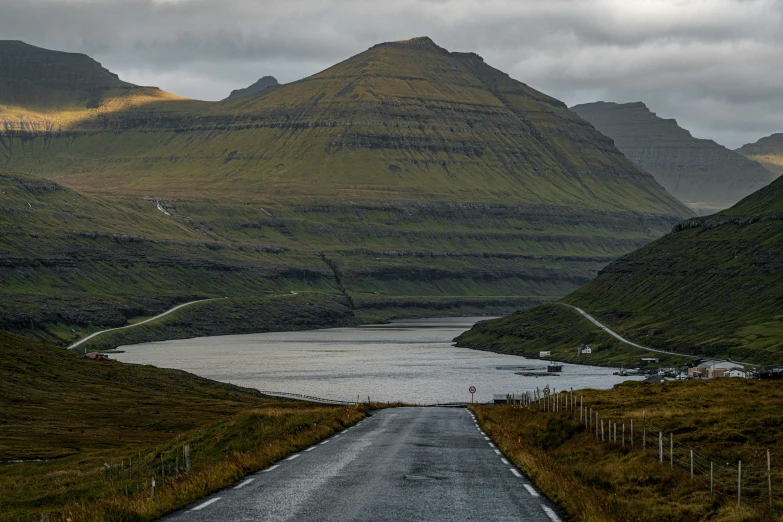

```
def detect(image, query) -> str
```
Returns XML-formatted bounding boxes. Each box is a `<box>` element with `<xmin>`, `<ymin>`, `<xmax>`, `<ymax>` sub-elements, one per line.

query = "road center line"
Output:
<box><xmin>489</xmin><ymin>442</ymin><xmax>495</xmax><ymax>448</ymax></box>
<box><xmin>286</xmin><ymin>454</ymin><xmax>300</xmax><ymax>461</ymax></box>
<box><xmin>524</xmin><ymin>484</ymin><xmax>540</xmax><ymax>497</ymax></box>
<box><xmin>483</xmin><ymin>436</ymin><xmax>490</xmax><ymax>441</ymax></box>
<box><xmin>494</xmin><ymin>449</ymin><xmax>501</xmax><ymax>455</ymax></box>
<box><xmin>501</xmin><ymin>458</ymin><xmax>509</xmax><ymax>464</ymax></box>
<box><xmin>320</xmin><ymin>440</ymin><xmax>330</xmax><ymax>445</ymax></box>
<box><xmin>305</xmin><ymin>446</ymin><xmax>316</xmax><ymax>452</ymax></box>
<box><xmin>191</xmin><ymin>497</ymin><xmax>221</xmax><ymax>511</ymax></box>
<box><xmin>542</xmin><ymin>505</ymin><xmax>562</xmax><ymax>522</ymax></box>
<box><xmin>510</xmin><ymin>468</ymin><xmax>522</xmax><ymax>478</ymax></box>
<box><xmin>262</xmin><ymin>465</ymin><xmax>280</xmax><ymax>473</ymax></box>
<box><xmin>234</xmin><ymin>478</ymin><xmax>254</xmax><ymax>490</ymax></box>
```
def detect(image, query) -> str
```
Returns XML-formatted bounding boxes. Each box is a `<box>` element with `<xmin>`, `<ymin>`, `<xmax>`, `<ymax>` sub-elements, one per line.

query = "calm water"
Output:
<box><xmin>114</xmin><ymin>317</ymin><xmax>642</xmax><ymax>404</ymax></box>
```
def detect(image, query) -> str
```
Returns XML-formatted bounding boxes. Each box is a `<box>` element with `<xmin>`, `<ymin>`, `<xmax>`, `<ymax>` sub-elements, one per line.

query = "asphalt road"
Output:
<box><xmin>162</xmin><ymin>407</ymin><xmax>561</xmax><ymax>522</ymax></box>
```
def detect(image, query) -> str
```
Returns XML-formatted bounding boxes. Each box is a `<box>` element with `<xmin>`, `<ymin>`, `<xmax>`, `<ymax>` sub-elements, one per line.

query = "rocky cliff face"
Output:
<box><xmin>571</xmin><ymin>101</ymin><xmax>776</xmax><ymax>214</ymax></box>
<box><xmin>224</xmin><ymin>76</ymin><xmax>279</xmax><ymax>101</ymax></box>
<box><xmin>736</xmin><ymin>133</ymin><xmax>783</xmax><ymax>176</ymax></box>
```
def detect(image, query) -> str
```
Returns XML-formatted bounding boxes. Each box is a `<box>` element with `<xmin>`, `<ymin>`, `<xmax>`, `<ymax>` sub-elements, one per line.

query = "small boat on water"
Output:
<box><xmin>515</xmin><ymin>371</ymin><xmax>559</xmax><ymax>377</ymax></box>
<box><xmin>547</xmin><ymin>364</ymin><xmax>563</xmax><ymax>373</ymax></box>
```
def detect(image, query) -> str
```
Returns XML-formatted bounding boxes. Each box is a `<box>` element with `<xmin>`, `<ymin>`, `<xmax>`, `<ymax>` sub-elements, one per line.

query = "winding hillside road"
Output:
<box><xmin>163</xmin><ymin>408</ymin><xmax>562</xmax><ymax>522</ymax></box>
<box><xmin>67</xmin><ymin>298</ymin><xmax>226</xmax><ymax>351</ymax></box>
<box><xmin>558</xmin><ymin>303</ymin><xmax>758</xmax><ymax>368</ymax></box>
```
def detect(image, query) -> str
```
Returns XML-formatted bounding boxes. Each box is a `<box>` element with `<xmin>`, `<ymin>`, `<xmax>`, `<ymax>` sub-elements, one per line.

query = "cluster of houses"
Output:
<box><xmin>650</xmin><ymin>360</ymin><xmax>783</xmax><ymax>381</ymax></box>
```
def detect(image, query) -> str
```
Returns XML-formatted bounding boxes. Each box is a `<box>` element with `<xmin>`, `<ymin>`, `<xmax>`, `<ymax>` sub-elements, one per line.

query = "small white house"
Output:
<box><xmin>727</xmin><ymin>368</ymin><xmax>747</xmax><ymax>378</ymax></box>
<box><xmin>539</xmin><ymin>351</ymin><xmax>551</xmax><ymax>357</ymax></box>
<box><xmin>577</xmin><ymin>344</ymin><xmax>593</xmax><ymax>355</ymax></box>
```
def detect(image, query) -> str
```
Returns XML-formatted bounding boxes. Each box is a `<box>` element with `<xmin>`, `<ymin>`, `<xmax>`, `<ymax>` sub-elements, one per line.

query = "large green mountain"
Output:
<box><xmin>571</xmin><ymin>101</ymin><xmax>776</xmax><ymax>215</ymax></box>
<box><xmin>456</xmin><ymin>174</ymin><xmax>783</xmax><ymax>366</ymax></box>
<box><xmin>0</xmin><ymin>38</ymin><xmax>692</xmax><ymax>347</ymax></box>
<box><xmin>736</xmin><ymin>133</ymin><xmax>783</xmax><ymax>176</ymax></box>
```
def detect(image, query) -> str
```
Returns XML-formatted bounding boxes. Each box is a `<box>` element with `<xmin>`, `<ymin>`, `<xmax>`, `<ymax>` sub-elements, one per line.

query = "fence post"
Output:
<box><xmin>581</xmin><ymin>397</ymin><xmax>584</xmax><ymax>423</ymax></box>
<box><xmin>738</xmin><ymin>460</ymin><xmax>742</xmax><ymax>506</ymax></box>
<box><xmin>643</xmin><ymin>411</ymin><xmax>646</xmax><ymax>451</ymax></box>
<box><xmin>601</xmin><ymin>420</ymin><xmax>605</xmax><ymax>442</ymax></box>
<box><xmin>622</xmin><ymin>423</ymin><xmax>625</xmax><ymax>448</ymax></box>
<box><xmin>161</xmin><ymin>453</ymin><xmax>165</xmax><ymax>486</ymax></box>
<box><xmin>631</xmin><ymin>419</ymin><xmax>634</xmax><ymax>448</ymax></box>
<box><xmin>690</xmin><ymin>450</ymin><xmax>694</xmax><ymax>478</ymax></box>
<box><xmin>670</xmin><ymin>434</ymin><xmax>673</xmax><ymax>469</ymax></box>
<box><xmin>768</xmin><ymin>449</ymin><xmax>772</xmax><ymax>505</ymax></box>
<box><xmin>659</xmin><ymin>432</ymin><xmax>663</xmax><ymax>463</ymax></box>
<box><xmin>614</xmin><ymin>422</ymin><xmax>617</xmax><ymax>444</ymax></box>
<box><xmin>184</xmin><ymin>444</ymin><xmax>191</xmax><ymax>472</ymax></box>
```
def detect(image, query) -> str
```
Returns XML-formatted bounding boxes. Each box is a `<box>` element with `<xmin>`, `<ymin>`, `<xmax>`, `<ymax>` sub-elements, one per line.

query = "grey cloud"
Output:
<box><xmin>0</xmin><ymin>0</ymin><xmax>781</xmax><ymax>148</ymax></box>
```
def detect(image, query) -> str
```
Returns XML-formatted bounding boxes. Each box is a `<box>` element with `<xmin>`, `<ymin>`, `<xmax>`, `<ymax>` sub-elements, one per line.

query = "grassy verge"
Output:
<box><xmin>472</xmin><ymin>379</ymin><xmax>783</xmax><ymax>521</ymax></box>
<box><xmin>0</xmin><ymin>331</ymin><xmax>365</xmax><ymax>521</ymax></box>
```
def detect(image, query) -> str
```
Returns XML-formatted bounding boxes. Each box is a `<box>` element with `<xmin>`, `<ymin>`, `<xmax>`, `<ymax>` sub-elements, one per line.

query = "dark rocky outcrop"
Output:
<box><xmin>223</xmin><ymin>76</ymin><xmax>279</xmax><ymax>101</ymax></box>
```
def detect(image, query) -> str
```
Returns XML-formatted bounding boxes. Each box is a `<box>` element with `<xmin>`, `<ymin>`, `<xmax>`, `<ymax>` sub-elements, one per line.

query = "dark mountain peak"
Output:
<box><xmin>571</xmin><ymin>100</ymin><xmax>776</xmax><ymax>213</ymax></box>
<box><xmin>224</xmin><ymin>76</ymin><xmax>279</xmax><ymax>101</ymax></box>
<box><xmin>0</xmin><ymin>39</ymin><xmax>130</xmax><ymax>90</ymax></box>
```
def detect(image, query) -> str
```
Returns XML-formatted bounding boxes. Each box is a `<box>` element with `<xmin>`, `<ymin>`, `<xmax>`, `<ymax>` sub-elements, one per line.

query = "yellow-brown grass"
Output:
<box><xmin>472</xmin><ymin>379</ymin><xmax>783</xmax><ymax>521</ymax></box>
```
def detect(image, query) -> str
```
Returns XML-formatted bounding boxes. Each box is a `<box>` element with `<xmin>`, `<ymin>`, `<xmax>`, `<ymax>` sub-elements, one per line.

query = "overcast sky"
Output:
<box><xmin>1</xmin><ymin>0</ymin><xmax>781</xmax><ymax>148</ymax></box>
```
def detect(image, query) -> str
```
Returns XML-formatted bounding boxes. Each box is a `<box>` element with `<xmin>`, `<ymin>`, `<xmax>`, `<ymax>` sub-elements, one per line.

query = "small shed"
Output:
<box><xmin>539</xmin><ymin>351</ymin><xmax>551</xmax><ymax>357</ymax></box>
<box><xmin>577</xmin><ymin>344</ymin><xmax>592</xmax><ymax>355</ymax></box>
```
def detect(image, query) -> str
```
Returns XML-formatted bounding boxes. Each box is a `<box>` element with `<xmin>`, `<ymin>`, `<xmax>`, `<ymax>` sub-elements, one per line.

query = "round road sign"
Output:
<box><xmin>468</xmin><ymin>386</ymin><xmax>477</xmax><ymax>394</ymax></box>
<box><xmin>543</xmin><ymin>385</ymin><xmax>551</xmax><ymax>396</ymax></box>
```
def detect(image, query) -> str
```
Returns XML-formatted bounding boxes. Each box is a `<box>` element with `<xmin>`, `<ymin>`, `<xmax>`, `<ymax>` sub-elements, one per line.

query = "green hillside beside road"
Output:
<box><xmin>0</xmin><ymin>330</ymin><xmax>364</xmax><ymax>521</ymax></box>
<box><xmin>0</xmin><ymin>38</ymin><xmax>691</xmax><ymax>346</ymax></box>
<box><xmin>456</xmin><ymin>175</ymin><xmax>783</xmax><ymax>366</ymax></box>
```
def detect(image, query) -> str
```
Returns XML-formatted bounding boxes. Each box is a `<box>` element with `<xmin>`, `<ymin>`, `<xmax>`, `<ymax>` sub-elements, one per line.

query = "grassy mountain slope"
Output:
<box><xmin>736</xmin><ymin>133</ymin><xmax>783</xmax><ymax>176</ymax></box>
<box><xmin>0</xmin><ymin>330</ymin><xmax>363</xmax><ymax>521</ymax></box>
<box><xmin>456</xmin><ymin>175</ymin><xmax>783</xmax><ymax>365</ymax></box>
<box><xmin>0</xmin><ymin>38</ymin><xmax>692</xmax><ymax>344</ymax></box>
<box><xmin>571</xmin><ymin>101</ymin><xmax>776</xmax><ymax>214</ymax></box>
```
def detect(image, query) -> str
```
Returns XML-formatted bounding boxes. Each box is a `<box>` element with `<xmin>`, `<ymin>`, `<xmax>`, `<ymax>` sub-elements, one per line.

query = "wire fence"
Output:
<box><xmin>502</xmin><ymin>388</ymin><xmax>779</xmax><ymax>506</ymax></box>
<box><xmin>12</xmin><ymin>443</ymin><xmax>194</xmax><ymax>522</ymax></box>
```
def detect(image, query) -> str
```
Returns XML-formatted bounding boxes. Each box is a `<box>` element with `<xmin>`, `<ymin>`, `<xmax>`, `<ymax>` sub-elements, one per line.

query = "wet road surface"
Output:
<box><xmin>161</xmin><ymin>407</ymin><xmax>562</xmax><ymax>522</ymax></box>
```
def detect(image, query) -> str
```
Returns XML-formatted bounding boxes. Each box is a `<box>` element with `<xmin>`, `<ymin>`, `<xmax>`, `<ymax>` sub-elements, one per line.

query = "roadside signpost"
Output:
<box><xmin>469</xmin><ymin>386</ymin><xmax>476</xmax><ymax>403</ymax></box>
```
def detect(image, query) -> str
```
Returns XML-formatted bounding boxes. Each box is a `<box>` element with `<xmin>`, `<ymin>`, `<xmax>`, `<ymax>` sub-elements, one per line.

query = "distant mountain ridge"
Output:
<box><xmin>224</xmin><ymin>75</ymin><xmax>279</xmax><ymax>100</ymax></box>
<box><xmin>571</xmin><ymin>101</ymin><xmax>776</xmax><ymax>214</ymax></box>
<box><xmin>736</xmin><ymin>133</ymin><xmax>783</xmax><ymax>176</ymax></box>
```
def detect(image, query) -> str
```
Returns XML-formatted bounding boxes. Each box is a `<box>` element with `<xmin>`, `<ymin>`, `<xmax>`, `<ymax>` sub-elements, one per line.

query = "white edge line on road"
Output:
<box><xmin>286</xmin><ymin>454</ymin><xmax>300</xmax><ymax>461</ymax></box>
<box><xmin>484</xmin><ymin>436</ymin><xmax>490</xmax><ymax>440</ymax></box>
<box><xmin>494</xmin><ymin>449</ymin><xmax>501</xmax><ymax>455</ymax></box>
<box><xmin>191</xmin><ymin>497</ymin><xmax>221</xmax><ymax>511</ymax></box>
<box><xmin>524</xmin><ymin>484</ymin><xmax>540</xmax><ymax>497</ymax></box>
<box><xmin>501</xmin><ymin>458</ymin><xmax>509</xmax><ymax>464</ymax></box>
<box><xmin>489</xmin><ymin>442</ymin><xmax>495</xmax><ymax>448</ymax></box>
<box><xmin>510</xmin><ymin>468</ymin><xmax>522</xmax><ymax>478</ymax></box>
<box><xmin>320</xmin><ymin>440</ymin><xmax>330</xmax><ymax>445</ymax></box>
<box><xmin>542</xmin><ymin>505</ymin><xmax>562</xmax><ymax>522</ymax></box>
<box><xmin>262</xmin><ymin>465</ymin><xmax>280</xmax><ymax>473</ymax></box>
<box><xmin>305</xmin><ymin>446</ymin><xmax>316</xmax><ymax>452</ymax></box>
<box><xmin>234</xmin><ymin>478</ymin><xmax>254</xmax><ymax>490</ymax></box>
